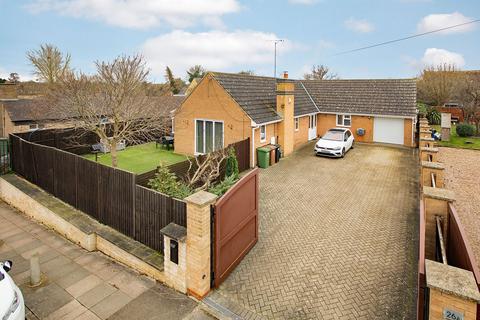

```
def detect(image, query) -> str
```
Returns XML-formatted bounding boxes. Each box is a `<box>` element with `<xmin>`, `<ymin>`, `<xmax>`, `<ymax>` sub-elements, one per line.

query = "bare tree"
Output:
<box><xmin>50</xmin><ymin>55</ymin><xmax>168</xmax><ymax>168</ymax></box>
<box><xmin>459</xmin><ymin>72</ymin><xmax>480</xmax><ymax>134</ymax></box>
<box><xmin>8</xmin><ymin>73</ymin><xmax>20</xmax><ymax>84</ymax></box>
<box><xmin>417</xmin><ymin>64</ymin><xmax>463</xmax><ymax>106</ymax></box>
<box><xmin>27</xmin><ymin>44</ymin><xmax>71</xmax><ymax>85</ymax></box>
<box><xmin>303</xmin><ymin>64</ymin><xmax>338</xmax><ymax>80</ymax></box>
<box><xmin>185</xmin><ymin>149</ymin><xmax>228</xmax><ymax>192</ymax></box>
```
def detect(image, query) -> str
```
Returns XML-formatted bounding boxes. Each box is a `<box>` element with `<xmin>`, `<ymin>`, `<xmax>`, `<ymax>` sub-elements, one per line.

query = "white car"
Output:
<box><xmin>314</xmin><ymin>128</ymin><xmax>355</xmax><ymax>158</ymax></box>
<box><xmin>0</xmin><ymin>261</ymin><xmax>25</xmax><ymax>320</ymax></box>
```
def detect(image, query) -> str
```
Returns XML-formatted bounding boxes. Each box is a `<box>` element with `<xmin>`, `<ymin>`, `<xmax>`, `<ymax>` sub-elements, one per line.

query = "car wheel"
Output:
<box><xmin>341</xmin><ymin>148</ymin><xmax>345</xmax><ymax>158</ymax></box>
<box><xmin>351</xmin><ymin>141</ymin><xmax>355</xmax><ymax>149</ymax></box>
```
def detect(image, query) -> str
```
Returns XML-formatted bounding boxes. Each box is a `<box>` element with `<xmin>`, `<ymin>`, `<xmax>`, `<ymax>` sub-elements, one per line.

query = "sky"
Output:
<box><xmin>0</xmin><ymin>0</ymin><xmax>479</xmax><ymax>83</ymax></box>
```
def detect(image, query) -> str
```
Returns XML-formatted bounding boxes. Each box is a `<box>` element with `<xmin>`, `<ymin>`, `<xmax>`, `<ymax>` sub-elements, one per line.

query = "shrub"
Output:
<box><xmin>456</xmin><ymin>123</ymin><xmax>476</xmax><ymax>137</ymax></box>
<box><xmin>225</xmin><ymin>147</ymin><xmax>239</xmax><ymax>179</ymax></box>
<box><xmin>417</xmin><ymin>103</ymin><xmax>428</xmax><ymax>117</ymax></box>
<box><xmin>209</xmin><ymin>174</ymin><xmax>238</xmax><ymax>197</ymax></box>
<box><xmin>148</xmin><ymin>165</ymin><xmax>193</xmax><ymax>199</ymax></box>
<box><xmin>426</xmin><ymin>108</ymin><xmax>441</xmax><ymax>125</ymax></box>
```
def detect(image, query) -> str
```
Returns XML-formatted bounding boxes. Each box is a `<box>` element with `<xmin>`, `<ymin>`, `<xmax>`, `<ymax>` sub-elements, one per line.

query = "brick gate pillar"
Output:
<box><xmin>184</xmin><ymin>191</ymin><xmax>217</xmax><ymax>299</ymax></box>
<box><xmin>425</xmin><ymin>259</ymin><xmax>480</xmax><ymax>320</ymax></box>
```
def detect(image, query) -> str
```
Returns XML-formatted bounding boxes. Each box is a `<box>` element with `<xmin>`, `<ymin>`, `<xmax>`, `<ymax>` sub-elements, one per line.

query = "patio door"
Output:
<box><xmin>195</xmin><ymin>119</ymin><xmax>224</xmax><ymax>154</ymax></box>
<box><xmin>308</xmin><ymin>115</ymin><xmax>317</xmax><ymax>140</ymax></box>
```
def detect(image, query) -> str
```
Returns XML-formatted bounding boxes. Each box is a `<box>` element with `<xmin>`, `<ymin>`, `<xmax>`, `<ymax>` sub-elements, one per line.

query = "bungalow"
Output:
<box><xmin>173</xmin><ymin>71</ymin><xmax>417</xmax><ymax>166</ymax></box>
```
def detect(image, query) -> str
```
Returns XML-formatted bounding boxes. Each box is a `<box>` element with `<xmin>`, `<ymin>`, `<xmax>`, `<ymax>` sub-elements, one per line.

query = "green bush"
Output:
<box><xmin>456</xmin><ymin>123</ymin><xmax>476</xmax><ymax>137</ymax></box>
<box><xmin>148</xmin><ymin>165</ymin><xmax>193</xmax><ymax>199</ymax></box>
<box><xmin>426</xmin><ymin>108</ymin><xmax>441</xmax><ymax>125</ymax></box>
<box><xmin>225</xmin><ymin>147</ymin><xmax>239</xmax><ymax>179</ymax></box>
<box><xmin>417</xmin><ymin>103</ymin><xmax>428</xmax><ymax>117</ymax></box>
<box><xmin>208</xmin><ymin>174</ymin><xmax>238</xmax><ymax>197</ymax></box>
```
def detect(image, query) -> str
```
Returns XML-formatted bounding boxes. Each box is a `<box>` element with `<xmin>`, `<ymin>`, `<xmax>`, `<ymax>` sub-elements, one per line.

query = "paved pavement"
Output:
<box><xmin>211</xmin><ymin>143</ymin><xmax>419</xmax><ymax>319</ymax></box>
<box><xmin>0</xmin><ymin>201</ymin><xmax>214</xmax><ymax>320</ymax></box>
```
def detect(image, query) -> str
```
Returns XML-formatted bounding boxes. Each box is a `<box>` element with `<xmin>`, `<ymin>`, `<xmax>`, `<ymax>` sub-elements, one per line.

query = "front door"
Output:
<box><xmin>308</xmin><ymin>115</ymin><xmax>317</xmax><ymax>140</ymax></box>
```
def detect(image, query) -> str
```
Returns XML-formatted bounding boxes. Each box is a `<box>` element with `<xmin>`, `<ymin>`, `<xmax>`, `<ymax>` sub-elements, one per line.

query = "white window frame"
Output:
<box><xmin>294</xmin><ymin>118</ymin><xmax>299</xmax><ymax>131</ymax></box>
<box><xmin>260</xmin><ymin>125</ymin><xmax>267</xmax><ymax>143</ymax></box>
<box><xmin>194</xmin><ymin>119</ymin><xmax>224</xmax><ymax>155</ymax></box>
<box><xmin>336</xmin><ymin>114</ymin><xmax>352</xmax><ymax>127</ymax></box>
<box><xmin>171</xmin><ymin>117</ymin><xmax>175</xmax><ymax>134</ymax></box>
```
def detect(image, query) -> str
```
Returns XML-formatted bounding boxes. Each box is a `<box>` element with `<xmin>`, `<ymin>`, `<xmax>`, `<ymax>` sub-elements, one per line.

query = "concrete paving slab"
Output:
<box><xmin>110</xmin><ymin>286</ymin><xmax>197</xmax><ymax>320</ymax></box>
<box><xmin>0</xmin><ymin>201</ymin><xmax>211</xmax><ymax>320</ymax></box>
<box><xmin>90</xmin><ymin>290</ymin><xmax>133</xmax><ymax>319</ymax></box>
<box><xmin>21</xmin><ymin>282</ymin><xmax>73</xmax><ymax>318</ymax></box>
<box><xmin>77</xmin><ymin>282</ymin><xmax>117</xmax><ymax>308</ymax></box>
<box><xmin>66</xmin><ymin>274</ymin><xmax>103</xmax><ymax>298</ymax></box>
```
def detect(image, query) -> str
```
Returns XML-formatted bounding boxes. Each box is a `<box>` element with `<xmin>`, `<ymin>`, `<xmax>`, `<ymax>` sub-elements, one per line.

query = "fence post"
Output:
<box><xmin>425</xmin><ymin>259</ymin><xmax>480</xmax><ymax>320</ymax></box>
<box><xmin>184</xmin><ymin>190</ymin><xmax>217</xmax><ymax>299</ymax></box>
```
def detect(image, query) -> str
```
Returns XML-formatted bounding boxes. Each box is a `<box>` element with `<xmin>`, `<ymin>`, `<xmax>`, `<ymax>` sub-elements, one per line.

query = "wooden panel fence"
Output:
<box><xmin>135</xmin><ymin>186</ymin><xmax>186</xmax><ymax>252</ymax></box>
<box><xmin>136</xmin><ymin>137</ymin><xmax>251</xmax><ymax>187</ymax></box>
<box><xmin>9</xmin><ymin>134</ymin><xmax>186</xmax><ymax>254</ymax></box>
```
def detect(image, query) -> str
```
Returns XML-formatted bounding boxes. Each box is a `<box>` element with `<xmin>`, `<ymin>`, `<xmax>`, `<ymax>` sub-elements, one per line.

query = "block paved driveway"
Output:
<box><xmin>0</xmin><ymin>202</ymin><xmax>213</xmax><ymax>320</ymax></box>
<box><xmin>212</xmin><ymin>143</ymin><xmax>419</xmax><ymax>319</ymax></box>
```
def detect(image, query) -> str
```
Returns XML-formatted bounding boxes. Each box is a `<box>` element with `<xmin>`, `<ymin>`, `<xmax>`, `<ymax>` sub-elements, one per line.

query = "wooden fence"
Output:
<box><xmin>9</xmin><ymin>134</ymin><xmax>186</xmax><ymax>253</ymax></box>
<box><xmin>136</xmin><ymin>138</ymin><xmax>251</xmax><ymax>187</ymax></box>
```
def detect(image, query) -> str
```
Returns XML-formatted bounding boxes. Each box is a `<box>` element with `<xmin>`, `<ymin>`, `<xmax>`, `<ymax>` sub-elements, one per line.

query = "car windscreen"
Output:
<box><xmin>322</xmin><ymin>131</ymin><xmax>344</xmax><ymax>141</ymax></box>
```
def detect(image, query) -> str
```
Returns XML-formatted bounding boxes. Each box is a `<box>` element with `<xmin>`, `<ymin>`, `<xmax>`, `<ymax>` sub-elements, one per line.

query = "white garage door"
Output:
<box><xmin>373</xmin><ymin>117</ymin><xmax>404</xmax><ymax>145</ymax></box>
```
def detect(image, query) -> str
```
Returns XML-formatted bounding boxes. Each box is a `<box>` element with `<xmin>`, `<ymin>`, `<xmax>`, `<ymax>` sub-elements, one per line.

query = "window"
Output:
<box><xmin>195</xmin><ymin>120</ymin><xmax>224</xmax><ymax>154</ymax></box>
<box><xmin>260</xmin><ymin>125</ymin><xmax>266</xmax><ymax>142</ymax></box>
<box><xmin>336</xmin><ymin>114</ymin><xmax>351</xmax><ymax>127</ymax></box>
<box><xmin>294</xmin><ymin>118</ymin><xmax>299</xmax><ymax>131</ymax></box>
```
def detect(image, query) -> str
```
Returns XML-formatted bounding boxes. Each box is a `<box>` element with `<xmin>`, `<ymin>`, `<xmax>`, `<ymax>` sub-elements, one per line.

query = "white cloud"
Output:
<box><xmin>417</xmin><ymin>12</ymin><xmax>475</xmax><ymax>34</ymax></box>
<box><xmin>288</xmin><ymin>0</ymin><xmax>320</xmax><ymax>5</ymax></box>
<box><xmin>141</xmin><ymin>30</ymin><xmax>294</xmax><ymax>78</ymax></box>
<box><xmin>26</xmin><ymin>0</ymin><xmax>241</xmax><ymax>29</ymax></box>
<box><xmin>344</xmin><ymin>18</ymin><xmax>374</xmax><ymax>33</ymax></box>
<box><xmin>421</xmin><ymin>48</ymin><xmax>465</xmax><ymax>68</ymax></box>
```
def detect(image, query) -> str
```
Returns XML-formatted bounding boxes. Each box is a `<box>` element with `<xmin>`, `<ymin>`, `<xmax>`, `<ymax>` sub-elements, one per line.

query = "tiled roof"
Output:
<box><xmin>3</xmin><ymin>95</ymin><xmax>185</xmax><ymax>122</ymax></box>
<box><xmin>294</xmin><ymin>82</ymin><xmax>319</xmax><ymax>117</ymax></box>
<box><xmin>301</xmin><ymin>79</ymin><xmax>417</xmax><ymax>118</ymax></box>
<box><xmin>212</xmin><ymin>72</ymin><xmax>320</xmax><ymax>124</ymax></box>
<box><xmin>211</xmin><ymin>72</ymin><xmax>417</xmax><ymax>124</ymax></box>
<box><xmin>212</xmin><ymin>72</ymin><xmax>281</xmax><ymax>124</ymax></box>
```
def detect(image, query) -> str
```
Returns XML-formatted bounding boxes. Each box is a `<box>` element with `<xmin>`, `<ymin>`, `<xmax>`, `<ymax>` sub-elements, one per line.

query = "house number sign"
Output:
<box><xmin>443</xmin><ymin>309</ymin><xmax>463</xmax><ymax>320</ymax></box>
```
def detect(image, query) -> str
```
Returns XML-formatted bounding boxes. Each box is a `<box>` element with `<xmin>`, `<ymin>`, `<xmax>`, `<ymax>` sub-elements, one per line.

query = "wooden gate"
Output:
<box><xmin>212</xmin><ymin>168</ymin><xmax>259</xmax><ymax>288</ymax></box>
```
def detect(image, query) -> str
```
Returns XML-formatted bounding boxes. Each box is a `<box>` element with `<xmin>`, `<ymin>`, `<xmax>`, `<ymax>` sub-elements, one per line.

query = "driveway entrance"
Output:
<box><xmin>207</xmin><ymin>142</ymin><xmax>419</xmax><ymax>319</ymax></box>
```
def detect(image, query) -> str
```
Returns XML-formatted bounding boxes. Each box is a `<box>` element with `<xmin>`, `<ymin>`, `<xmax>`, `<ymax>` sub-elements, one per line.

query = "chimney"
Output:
<box><xmin>276</xmin><ymin>71</ymin><xmax>295</xmax><ymax>156</ymax></box>
<box><xmin>0</xmin><ymin>83</ymin><xmax>18</xmax><ymax>100</ymax></box>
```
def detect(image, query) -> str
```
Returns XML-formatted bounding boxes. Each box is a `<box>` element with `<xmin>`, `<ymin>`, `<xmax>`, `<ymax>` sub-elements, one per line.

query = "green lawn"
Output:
<box><xmin>83</xmin><ymin>142</ymin><xmax>188</xmax><ymax>174</ymax></box>
<box><xmin>432</xmin><ymin>125</ymin><xmax>480</xmax><ymax>150</ymax></box>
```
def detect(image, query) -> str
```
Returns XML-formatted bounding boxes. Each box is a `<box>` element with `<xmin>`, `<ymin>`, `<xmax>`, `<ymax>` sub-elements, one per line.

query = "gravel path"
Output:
<box><xmin>438</xmin><ymin>147</ymin><xmax>480</xmax><ymax>272</ymax></box>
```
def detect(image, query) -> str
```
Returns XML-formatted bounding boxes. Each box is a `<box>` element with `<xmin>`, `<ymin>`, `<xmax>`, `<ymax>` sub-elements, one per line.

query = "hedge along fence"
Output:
<box><xmin>136</xmin><ymin>138</ymin><xmax>251</xmax><ymax>187</ymax></box>
<box><xmin>9</xmin><ymin>134</ymin><xmax>186</xmax><ymax>253</ymax></box>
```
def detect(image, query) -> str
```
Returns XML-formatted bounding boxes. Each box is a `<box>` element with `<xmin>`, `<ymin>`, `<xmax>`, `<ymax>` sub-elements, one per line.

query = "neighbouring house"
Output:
<box><xmin>0</xmin><ymin>83</ymin><xmax>185</xmax><ymax>137</ymax></box>
<box><xmin>174</xmin><ymin>71</ymin><xmax>417</xmax><ymax>166</ymax></box>
<box><xmin>436</xmin><ymin>103</ymin><xmax>464</xmax><ymax>123</ymax></box>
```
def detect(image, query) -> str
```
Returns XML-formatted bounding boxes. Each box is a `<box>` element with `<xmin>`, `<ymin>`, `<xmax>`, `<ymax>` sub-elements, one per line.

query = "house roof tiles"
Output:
<box><xmin>211</xmin><ymin>72</ymin><xmax>417</xmax><ymax>124</ymax></box>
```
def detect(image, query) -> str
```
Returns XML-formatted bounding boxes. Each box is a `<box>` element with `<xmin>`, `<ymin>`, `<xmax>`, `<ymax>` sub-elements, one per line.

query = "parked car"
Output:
<box><xmin>0</xmin><ymin>260</ymin><xmax>25</xmax><ymax>320</ymax></box>
<box><xmin>314</xmin><ymin>128</ymin><xmax>354</xmax><ymax>158</ymax></box>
